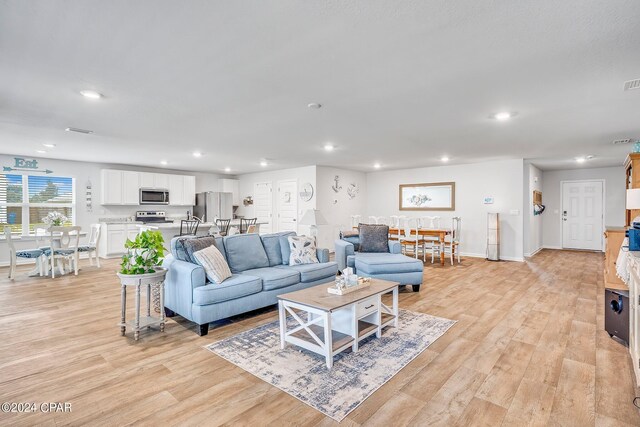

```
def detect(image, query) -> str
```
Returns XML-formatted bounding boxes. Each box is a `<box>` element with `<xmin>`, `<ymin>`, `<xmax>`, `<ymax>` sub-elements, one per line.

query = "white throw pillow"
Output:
<box><xmin>193</xmin><ymin>244</ymin><xmax>232</xmax><ymax>284</ymax></box>
<box><xmin>288</xmin><ymin>235</ymin><xmax>319</xmax><ymax>265</ymax></box>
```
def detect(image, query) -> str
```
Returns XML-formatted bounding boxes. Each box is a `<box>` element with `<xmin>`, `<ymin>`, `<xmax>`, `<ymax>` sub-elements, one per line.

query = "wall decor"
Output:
<box><xmin>399</xmin><ymin>182</ymin><xmax>455</xmax><ymax>211</ymax></box>
<box><xmin>86</xmin><ymin>180</ymin><xmax>93</xmax><ymax>212</ymax></box>
<box><xmin>3</xmin><ymin>157</ymin><xmax>53</xmax><ymax>174</ymax></box>
<box><xmin>243</xmin><ymin>196</ymin><xmax>254</xmax><ymax>206</ymax></box>
<box><xmin>346</xmin><ymin>183</ymin><xmax>359</xmax><ymax>200</ymax></box>
<box><xmin>299</xmin><ymin>182</ymin><xmax>314</xmax><ymax>201</ymax></box>
<box><xmin>331</xmin><ymin>175</ymin><xmax>342</xmax><ymax>193</ymax></box>
<box><xmin>483</xmin><ymin>196</ymin><xmax>494</xmax><ymax>204</ymax></box>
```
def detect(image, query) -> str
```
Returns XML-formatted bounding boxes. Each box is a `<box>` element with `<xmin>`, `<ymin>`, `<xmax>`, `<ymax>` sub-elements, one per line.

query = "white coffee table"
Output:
<box><xmin>277</xmin><ymin>278</ymin><xmax>399</xmax><ymax>368</ymax></box>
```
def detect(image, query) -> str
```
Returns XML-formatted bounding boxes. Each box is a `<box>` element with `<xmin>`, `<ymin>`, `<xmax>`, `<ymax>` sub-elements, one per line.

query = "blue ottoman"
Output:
<box><xmin>355</xmin><ymin>253</ymin><xmax>424</xmax><ymax>291</ymax></box>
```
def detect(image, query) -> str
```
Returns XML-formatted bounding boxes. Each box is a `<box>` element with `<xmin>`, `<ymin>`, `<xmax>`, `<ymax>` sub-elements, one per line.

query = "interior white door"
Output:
<box><xmin>561</xmin><ymin>180</ymin><xmax>604</xmax><ymax>251</ymax></box>
<box><xmin>277</xmin><ymin>180</ymin><xmax>298</xmax><ymax>233</ymax></box>
<box><xmin>254</xmin><ymin>182</ymin><xmax>273</xmax><ymax>234</ymax></box>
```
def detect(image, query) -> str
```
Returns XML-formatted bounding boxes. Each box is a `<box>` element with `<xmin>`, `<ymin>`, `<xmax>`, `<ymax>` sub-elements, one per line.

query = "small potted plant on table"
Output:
<box><xmin>116</xmin><ymin>230</ymin><xmax>167</xmax><ymax>340</ymax></box>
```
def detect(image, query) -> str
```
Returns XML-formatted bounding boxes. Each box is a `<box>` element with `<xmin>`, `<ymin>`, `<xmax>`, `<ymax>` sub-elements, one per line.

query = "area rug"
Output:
<box><xmin>205</xmin><ymin>309</ymin><xmax>455</xmax><ymax>422</ymax></box>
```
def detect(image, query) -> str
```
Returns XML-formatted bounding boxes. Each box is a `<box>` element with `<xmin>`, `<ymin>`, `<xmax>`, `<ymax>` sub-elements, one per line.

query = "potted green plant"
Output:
<box><xmin>116</xmin><ymin>230</ymin><xmax>168</xmax><ymax>340</ymax></box>
<box><xmin>119</xmin><ymin>230</ymin><xmax>166</xmax><ymax>275</ymax></box>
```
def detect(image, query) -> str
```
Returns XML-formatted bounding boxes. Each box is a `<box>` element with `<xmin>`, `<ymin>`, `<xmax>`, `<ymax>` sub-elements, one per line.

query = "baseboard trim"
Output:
<box><xmin>459</xmin><ymin>252</ymin><xmax>525</xmax><ymax>263</ymax></box>
<box><xmin>542</xmin><ymin>245</ymin><xmax>563</xmax><ymax>250</ymax></box>
<box><xmin>524</xmin><ymin>247</ymin><xmax>543</xmax><ymax>258</ymax></box>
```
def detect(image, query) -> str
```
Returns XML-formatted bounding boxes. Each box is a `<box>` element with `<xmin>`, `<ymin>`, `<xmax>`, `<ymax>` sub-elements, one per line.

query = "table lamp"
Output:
<box><xmin>299</xmin><ymin>209</ymin><xmax>328</xmax><ymax>238</ymax></box>
<box><xmin>627</xmin><ymin>189</ymin><xmax>640</xmax><ymax>225</ymax></box>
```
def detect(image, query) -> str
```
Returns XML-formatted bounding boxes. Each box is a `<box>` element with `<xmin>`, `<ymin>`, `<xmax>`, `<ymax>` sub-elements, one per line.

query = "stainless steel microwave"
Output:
<box><xmin>140</xmin><ymin>188</ymin><xmax>169</xmax><ymax>205</ymax></box>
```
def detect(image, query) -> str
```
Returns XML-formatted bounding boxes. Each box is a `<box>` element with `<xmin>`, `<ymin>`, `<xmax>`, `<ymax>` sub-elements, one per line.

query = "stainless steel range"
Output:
<box><xmin>135</xmin><ymin>211</ymin><xmax>174</xmax><ymax>224</ymax></box>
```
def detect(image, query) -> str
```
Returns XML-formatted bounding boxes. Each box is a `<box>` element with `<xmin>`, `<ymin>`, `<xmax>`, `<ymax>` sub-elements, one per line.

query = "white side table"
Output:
<box><xmin>117</xmin><ymin>268</ymin><xmax>168</xmax><ymax>341</ymax></box>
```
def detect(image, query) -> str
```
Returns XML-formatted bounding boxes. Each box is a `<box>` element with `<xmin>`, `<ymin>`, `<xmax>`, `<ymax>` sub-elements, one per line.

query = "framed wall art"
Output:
<box><xmin>399</xmin><ymin>182</ymin><xmax>455</xmax><ymax>211</ymax></box>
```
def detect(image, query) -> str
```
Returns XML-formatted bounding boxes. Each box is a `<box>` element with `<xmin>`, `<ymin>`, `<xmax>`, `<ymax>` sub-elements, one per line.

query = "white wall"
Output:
<box><xmin>235</xmin><ymin>166</ymin><xmax>317</xmax><ymax>236</ymax></box>
<box><xmin>0</xmin><ymin>154</ymin><xmax>223</xmax><ymax>264</ymax></box>
<box><xmin>541</xmin><ymin>166</ymin><xmax>625</xmax><ymax>249</ymax></box>
<box><xmin>524</xmin><ymin>163</ymin><xmax>543</xmax><ymax>256</ymax></box>
<box><xmin>365</xmin><ymin>159</ymin><xmax>525</xmax><ymax>261</ymax></box>
<box><xmin>315</xmin><ymin>166</ymin><xmax>367</xmax><ymax>250</ymax></box>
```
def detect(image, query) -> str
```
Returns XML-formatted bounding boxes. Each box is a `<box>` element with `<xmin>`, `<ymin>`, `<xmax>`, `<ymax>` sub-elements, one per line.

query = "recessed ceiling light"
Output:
<box><xmin>224</xmin><ymin>167</ymin><xmax>231</xmax><ymax>173</ymax></box>
<box><xmin>260</xmin><ymin>160</ymin><xmax>268</xmax><ymax>167</ymax></box>
<box><xmin>492</xmin><ymin>112</ymin><xmax>513</xmax><ymax>121</ymax></box>
<box><xmin>36</xmin><ymin>150</ymin><xmax>46</xmax><ymax>154</ymax></box>
<box><xmin>586</xmin><ymin>155</ymin><xmax>594</xmax><ymax>160</ymax></box>
<box><xmin>441</xmin><ymin>156</ymin><xmax>450</xmax><ymax>162</ymax></box>
<box><xmin>575</xmin><ymin>157</ymin><xmax>586</xmax><ymax>163</ymax></box>
<box><xmin>192</xmin><ymin>152</ymin><xmax>202</xmax><ymax>158</ymax></box>
<box><xmin>373</xmin><ymin>163</ymin><xmax>381</xmax><ymax>169</ymax></box>
<box><xmin>160</xmin><ymin>160</ymin><xmax>168</xmax><ymax>166</ymax></box>
<box><xmin>324</xmin><ymin>143</ymin><xmax>334</xmax><ymax>152</ymax></box>
<box><xmin>80</xmin><ymin>90</ymin><xmax>103</xmax><ymax>99</ymax></box>
<box><xmin>43</xmin><ymin>143</ymin><xmax>56</xmax><ymax>148</ymax></box>
<box><xmin>307</xmin><ymin>103</ymin><xmax>322</xmax><ymax>109</ymax></box>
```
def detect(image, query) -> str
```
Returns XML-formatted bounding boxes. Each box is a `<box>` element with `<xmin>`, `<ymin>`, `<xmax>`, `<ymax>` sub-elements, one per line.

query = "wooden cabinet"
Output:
<box><xmin>101</xmin><ymin>169</ymin><xmax>195</xmax><ymax>206</ymax></box>
<box><xmin>604</xmin><ymin>227</ymin><xmax>627</xmax><ymax>288</ymax></box>
<box><xmin>625</xmin><ymin>153</ymin><xmax>640</xmax><ymax>226</ymax></box>
<box><xmin>220</xmin><ymin>178</ymin><xmax>240</xmax><ymax>205</ymax></box>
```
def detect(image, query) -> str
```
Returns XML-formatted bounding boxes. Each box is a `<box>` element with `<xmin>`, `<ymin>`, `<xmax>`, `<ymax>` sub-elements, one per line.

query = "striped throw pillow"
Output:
<box><xmin>193</xmin><ymin>244</ymin><xmax>232</xmax><ymax>284</ymax></box>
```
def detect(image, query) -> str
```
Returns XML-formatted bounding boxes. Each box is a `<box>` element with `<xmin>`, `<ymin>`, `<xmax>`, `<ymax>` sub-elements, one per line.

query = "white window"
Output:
<box><xmin>0</xmin><ymin>174</ymin><xmax>75</xmax><ymax>235</ymax></box>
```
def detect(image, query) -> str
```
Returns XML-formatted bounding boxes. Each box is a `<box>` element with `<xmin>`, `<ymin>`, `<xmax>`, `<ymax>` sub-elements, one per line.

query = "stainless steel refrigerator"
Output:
<box><xmin>193</xmin><ymin>192</ymin><xmax>233</xmax><ymax>222</ymax></box>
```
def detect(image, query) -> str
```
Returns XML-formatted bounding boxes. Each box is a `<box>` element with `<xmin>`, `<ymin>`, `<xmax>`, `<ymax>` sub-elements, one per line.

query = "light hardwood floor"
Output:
<box><xmin>0</xmin><ymin>250</ymin><xmax>638</xmax><ymax>426</ymax></box>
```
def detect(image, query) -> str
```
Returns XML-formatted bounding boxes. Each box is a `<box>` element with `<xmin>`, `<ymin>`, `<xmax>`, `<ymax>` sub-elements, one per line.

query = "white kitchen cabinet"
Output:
<box><xmin>122</xmin><ymin>171</ymin><xmax>140</xmax><ymax>205</ymax></box>
<box><xmin>139</xmin><ymin>172</ymin><xmax>155</xmax><ymax>188</ymax></box>
<box><xmin>98</xmin><ymin>223</ymin><xmax>142</xmax><ymax>258</ymax></box>
<box><xmin>168</xmin><ymin>174</ymin><xmax>184</xmax><ymax>206</ymax></box>
<box><xmin>154</xmin><ymin>173</ymin><xmax>170</xmax><ymax>189</ymax></box>
<box><xmin>183</xmin><ymin>175</ymin><xmax>196</xmax><ymax>206</ymax></box>
<box><xmin>101</xmin><ymin>170</ymin><xmax>123</xmax><ymax>204</ymax></box>
<box><xmin>101</xmin><ymin>169</ymin><xmax>194</xmax><ymax>206</ymax></box>
<box><xmin>220</xmin><ymin>179</ymin><xmax>240</xmax><ymax>205</ymax></box>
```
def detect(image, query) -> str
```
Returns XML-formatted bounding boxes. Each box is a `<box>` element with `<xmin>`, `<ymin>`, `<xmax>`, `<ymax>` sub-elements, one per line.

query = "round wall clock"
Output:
<box><xmin>299</xmin><ymin>183</ymin><xmax>314</xmax><ymax>201</ymax></box>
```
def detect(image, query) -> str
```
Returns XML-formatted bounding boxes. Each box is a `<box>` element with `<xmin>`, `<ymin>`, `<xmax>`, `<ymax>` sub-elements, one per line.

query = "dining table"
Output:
<box><xmin>387</xmin><ymin>227</ymin><xmax>452</xmax><ymax>266</ymax></box>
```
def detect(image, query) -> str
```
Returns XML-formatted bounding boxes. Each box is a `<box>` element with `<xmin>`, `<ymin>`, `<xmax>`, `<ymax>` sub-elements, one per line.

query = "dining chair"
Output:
<box><xmin>240</xmin><ymin>218</ymin><xmax>257</xmax><ymax>234</ymax></box>
<box><xmin>399</xmin><ymin>217</ymin><xmax>426</xmax><ymax>261</ymax></box>
<box><xmin>4</xmin><ymin>227</ymin><xmax>45</xmax><ymax>279</ymax></box>
<box><xmin>432</xmin><ymin>217</ymin><xmax>462</xmax><ymax>265</ymax></box>
<box><xmin>44</xmin><ymin>226</ymin><xmax>81</xmax><ymax>278</ymax></box>
<box><xmin>215</xmin><ymin>219</ymin><xmax>232</xmax><ymax>236</ymax></box>
<box><xmin>77</xmin><ymin>224</ymin><xmax>101</xmax><ymax>268</ymax></box>
<box><xmin>179</xmin><ymin>219</ymin><xmax>200</xmax><ymax>236</ymax></box>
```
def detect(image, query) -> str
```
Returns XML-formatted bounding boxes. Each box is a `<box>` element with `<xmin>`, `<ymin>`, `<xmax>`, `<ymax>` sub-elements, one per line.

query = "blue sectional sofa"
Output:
<box><xmin>163</xmin><ymin>231</ymin><xmax>338</xmax><ymax>335</ymax></box>
<box><xmin>334</xmin><ymin>239</ymin><xmax>424</xmax><ymax>292</ymax></box>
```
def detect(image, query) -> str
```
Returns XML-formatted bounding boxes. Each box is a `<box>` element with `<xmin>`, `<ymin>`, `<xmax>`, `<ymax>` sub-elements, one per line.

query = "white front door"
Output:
<box><xmin>253</xmin><ymin>182</ymin><xmax>273</xmax><ymax>234</ymax></box>
<box><xmin>277</xmin><ymin>180</ymin><xmax>298</xmax><ymax>233</ymax></box>
<box><xmin>562</xmin><ymin>180</ymin><xmax>604</xmax><ymax>251</ymax></box>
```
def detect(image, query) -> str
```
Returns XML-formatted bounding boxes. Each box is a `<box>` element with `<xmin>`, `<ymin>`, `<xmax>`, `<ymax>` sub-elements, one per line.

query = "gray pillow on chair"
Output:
<box><xmin>358</xmin><ymin>224</ymin><xmax>389</xmax><ymax>253</ymax></box>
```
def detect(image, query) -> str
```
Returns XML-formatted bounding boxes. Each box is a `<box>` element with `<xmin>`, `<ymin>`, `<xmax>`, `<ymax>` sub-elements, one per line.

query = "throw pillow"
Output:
<box><xmin>288</xmin><ymin>235</ymin><xmax>319</xmax><ymax>265</ymax></box>
<box><xmin>359</xmin><ymin>224</ymin><xmax>389</xmax><ymax>253</ymax></box>
<box><xmin>193</xmin><ymin>244</ymin><xmax>232</xmax><ymax>284</ymax></box>
<box><xmin>182</xmin><ymin>236</ymin><xmax>218</xmax><ymax>264</ymax></box>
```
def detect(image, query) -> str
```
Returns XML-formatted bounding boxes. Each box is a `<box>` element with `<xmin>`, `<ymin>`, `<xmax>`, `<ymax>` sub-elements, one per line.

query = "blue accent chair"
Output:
<box><xmin>163</xmin><ymin>231</ymin><xmax>337</xmax><ymax>335</ymax></box>
<box><xmin>334</xmin><ymin>239</ymin><xmax>424</xmax><ymax>292</ymax></box>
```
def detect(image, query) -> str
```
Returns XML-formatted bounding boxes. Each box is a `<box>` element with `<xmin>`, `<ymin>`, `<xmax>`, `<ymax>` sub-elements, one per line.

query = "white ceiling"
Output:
<box><xmin>1</xmin><ymin>1</ymin><xmax>639</xmax><ymax>174</ymax></box>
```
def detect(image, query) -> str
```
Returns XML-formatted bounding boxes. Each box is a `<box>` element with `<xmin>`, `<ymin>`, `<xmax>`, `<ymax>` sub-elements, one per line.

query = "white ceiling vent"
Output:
<box><xmin>624</xmin><ymin>79</ymin><xmax>640</xmax><ymax>91</ymax></box>
<box><xmin>65</xmin><ymin>127</ymin><xmax>93</xmax><ymax>134</ymax></box>
<box><xmin>612</xmin><ymin>138</ymin><xmax>632</xmax><ymax>145</ymax></box>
